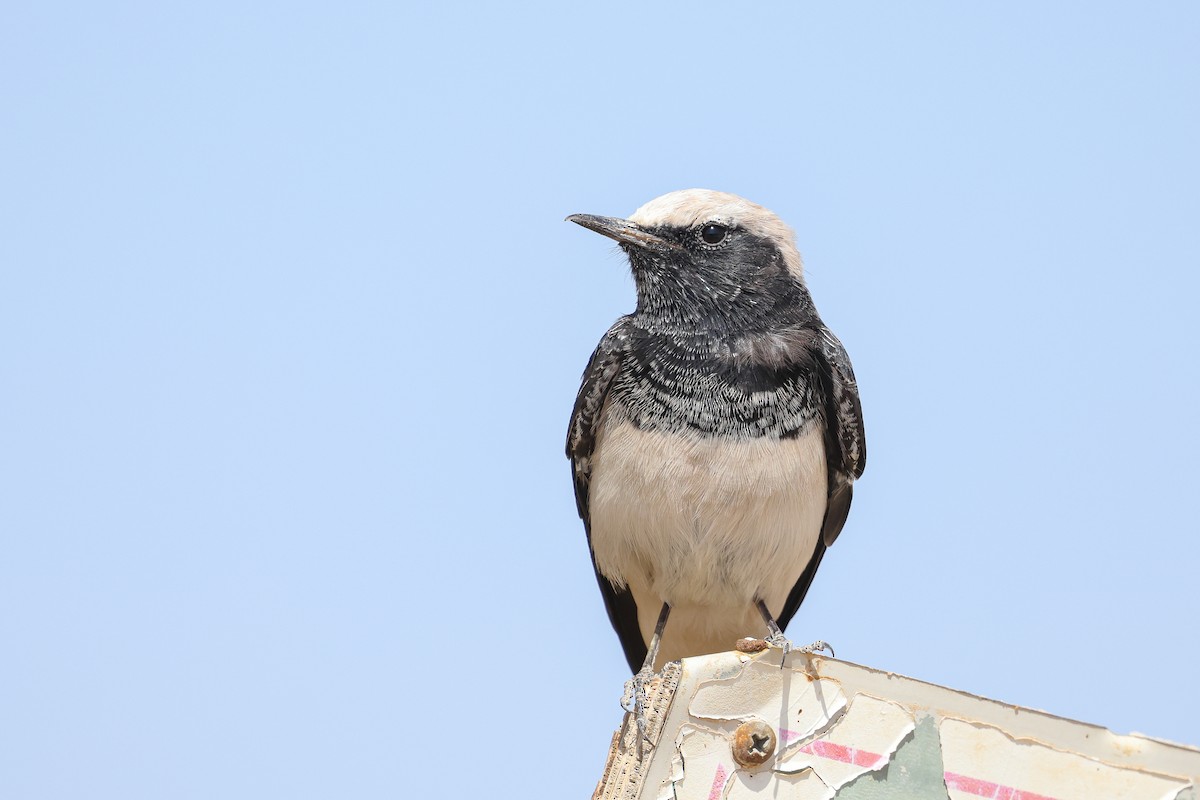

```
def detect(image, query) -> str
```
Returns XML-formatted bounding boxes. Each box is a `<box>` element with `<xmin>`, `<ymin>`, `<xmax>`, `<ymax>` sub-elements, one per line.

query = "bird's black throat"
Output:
<box><xmin>607</xmin><ymin>320</ymin><xmax>824</xmax><ymax>440</ymax></box>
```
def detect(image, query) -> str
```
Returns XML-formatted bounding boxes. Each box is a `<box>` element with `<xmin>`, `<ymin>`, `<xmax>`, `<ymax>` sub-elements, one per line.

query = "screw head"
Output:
<box><xmin>732</xmin><ymin>719</ymin><xmax>777</xmax><ymax>768</ymax></box>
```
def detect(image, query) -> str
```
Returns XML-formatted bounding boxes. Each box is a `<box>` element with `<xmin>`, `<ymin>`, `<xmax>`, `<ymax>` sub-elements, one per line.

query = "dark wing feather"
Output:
<box><xmin>777</xmin><ymin>327</ymin><xmax>866</xmax><ymax>631</ymax></box>
<box><xmin>566</xmin><ymin>318</ymin><xmax>646</xmax><ymax>672</ymax></box>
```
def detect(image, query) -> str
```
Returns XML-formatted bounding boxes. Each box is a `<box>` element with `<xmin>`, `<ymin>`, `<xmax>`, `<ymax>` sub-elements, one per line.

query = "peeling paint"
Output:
<box><xmin>691</xmin><ymin>659</ymin><xmax>848</xmax><ymax>743</ymax></box>
<box><xmin>657</xmin><ymin>726</ymin><xmax>733</xmax><ymax>800</ymax></box>
<box><xmin>834</xmin><ymin>717</ymin><xmax>951</xmax><ymax>800</ymax></box>
<box><xmin>779</xmin><ymin>694</ymin><xmax>915</xmax><ymax>788</ymax></box>
<box><xmin>939</xmin><ymin>717</ymin><xmax>1191</xmax><ymax>800</ymax></box>
<box><xmin>593</xmin><ymin>651</ymin><xmax>1200</xmax><ymax>800</ymax></box>
<box><xmin>726</xmin><ymin>769</ymin><xmax>833</xmax><ymax>800</ymax></box>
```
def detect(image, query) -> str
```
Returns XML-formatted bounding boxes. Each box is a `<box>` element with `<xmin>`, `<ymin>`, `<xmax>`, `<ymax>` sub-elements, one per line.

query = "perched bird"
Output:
<box><xmin>565</xmin><ymin>190</ymin><xmax>865</xmax><ymax>731</ymax></box>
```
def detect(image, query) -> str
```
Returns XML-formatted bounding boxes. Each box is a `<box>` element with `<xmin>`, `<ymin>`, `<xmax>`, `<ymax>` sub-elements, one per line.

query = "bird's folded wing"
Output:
<box><xmin>820</xmin><ymin>328</ymin><xmax>867</xmax><ymax>485</ymax></box>
<box><xmin>815</xmin><ymin>327</ymin><xmax>866</xmax><ymax>545</ymax></box>
<box><xmin>778</xmin><ymin>327</ymin><xmax>866</xmax><ymax>631</ymax></box>
<box><xmin>566</xmin><ymin>317</ymin><xmax>646</xmax><ymax>671</ymax></box>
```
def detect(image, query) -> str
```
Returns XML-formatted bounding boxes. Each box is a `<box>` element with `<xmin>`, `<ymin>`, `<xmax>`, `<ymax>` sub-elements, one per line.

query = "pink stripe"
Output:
<box><xmin>789</xmin><ymin>736</ymin><xmax>1061</xmax><ymax>800</ymax></box>
<box><xmin>798</xmin><ymin>740</ymin><xmax>884</xmax><ymax>768</ymax></box>
<box><xmin>944</xmin><ymin>771</ymin><xmax>1058</xmax><ymax>800</ymax></box>
<box><xmin>707</xmin><ymin>764</ymin><xmax>728</xmax><ymax>800</ymax></box>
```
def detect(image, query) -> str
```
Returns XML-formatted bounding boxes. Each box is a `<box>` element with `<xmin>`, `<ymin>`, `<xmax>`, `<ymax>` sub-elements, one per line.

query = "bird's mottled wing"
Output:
<box><xmin>819</xmin><ymin>328</ymin><xmax>867</xmax><ymax>489</ymax></box>
<box><xmin>778</xmin><ymin>326</ymin><xmax>866</xmax><ymax>631</ymax></box>
<box><xmin>566</xmin><ymin>318</ymin><xmax>628</xmax><ymax>521</ymax></box>
<box><xmin>813</xmin><ymin>327</ymin><xmax>866</xmax><ymax>549</ymax></box>
<box><xmin>566</xmin><ymin>318</ymin><xmax>646</xmax><ymax>671</ymax></box>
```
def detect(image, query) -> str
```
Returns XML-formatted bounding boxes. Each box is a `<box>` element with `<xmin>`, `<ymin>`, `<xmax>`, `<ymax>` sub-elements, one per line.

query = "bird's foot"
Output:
<box><xmin>797</xmin><ymin>639</ymin><xmax>835</xmax><ymax>657</ymax></box>
<box><xmin>764</xmin><ymin>634</ymin><xmax>835</xmax><ymax>667</ymax></box>
<box><xmin>764</xmin><ymin>631</ymin><xmax>792</xmax><ymax>667</ymax></box>
<box><xmin>621</xmin><ymin>665</ymin><xmax>657</xmax><ymax>753</ymax></box>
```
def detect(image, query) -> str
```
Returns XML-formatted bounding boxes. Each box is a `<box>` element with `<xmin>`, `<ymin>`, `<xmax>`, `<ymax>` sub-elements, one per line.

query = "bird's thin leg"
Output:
<box><xmin>755</xmin><ymin>598</ymin><xmax>792</xmax><ymax>667</ymax></box>
<box><xmin>755</xmin><ymin>598</ymin><xmax>835</xmax><ymax>668</ymax></box>
<box><xmin>621</xmin><ymin>602</ymin><xmax>670</xmax><ymax>752</ymax></box>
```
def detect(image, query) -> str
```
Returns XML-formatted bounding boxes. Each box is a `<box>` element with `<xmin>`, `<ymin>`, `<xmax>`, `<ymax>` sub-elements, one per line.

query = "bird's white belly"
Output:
<box><xmin>589</xmin><ymin>418</ymin><xmax>827</xmax><ymax>665</ymax></box>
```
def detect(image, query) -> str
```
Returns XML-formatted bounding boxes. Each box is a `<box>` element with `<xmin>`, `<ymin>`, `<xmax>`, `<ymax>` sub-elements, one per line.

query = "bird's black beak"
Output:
<box><xmin>566</xmin><ymin>214</ymin><xmax>679</xmax><ymax>253</ymax></box>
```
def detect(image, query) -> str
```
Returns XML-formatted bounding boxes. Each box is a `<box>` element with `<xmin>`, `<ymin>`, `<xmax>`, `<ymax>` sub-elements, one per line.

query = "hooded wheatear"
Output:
<box><xmin>566</xmin><ymin>190</ymin><xmax>866</xmax><ymax>739</ymax></box>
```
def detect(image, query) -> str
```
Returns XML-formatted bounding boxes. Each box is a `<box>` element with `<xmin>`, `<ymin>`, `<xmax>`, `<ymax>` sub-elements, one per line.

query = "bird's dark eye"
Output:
<box><xmin>700</xmin><ymin>223</ymin><xmax>729</xmax><ymax>245</ymax></box>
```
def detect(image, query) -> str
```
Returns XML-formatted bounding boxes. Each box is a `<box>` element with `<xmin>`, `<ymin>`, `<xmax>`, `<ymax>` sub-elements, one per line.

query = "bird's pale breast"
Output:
<box><xmin>588</xmin><ymin>415</ymin><xmax>827</xmax><ymax>664</ymax></box>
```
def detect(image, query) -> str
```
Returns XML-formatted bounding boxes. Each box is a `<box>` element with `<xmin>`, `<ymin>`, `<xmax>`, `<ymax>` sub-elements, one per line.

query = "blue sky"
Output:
<box><xmin>2</xmin><ymin>3</ymin><xmax>1197</xmax><ymax>797</ymax></box>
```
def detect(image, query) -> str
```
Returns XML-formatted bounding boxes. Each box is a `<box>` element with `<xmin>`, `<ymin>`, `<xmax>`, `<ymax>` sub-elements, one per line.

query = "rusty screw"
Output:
<box><xmin>732</xmin><ymin>719</ymin><xmax>777</xmax><ymax>768</ymax></box>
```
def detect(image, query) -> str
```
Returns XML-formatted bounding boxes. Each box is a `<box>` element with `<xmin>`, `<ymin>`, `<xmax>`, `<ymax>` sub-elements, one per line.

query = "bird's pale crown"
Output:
<box><xmin>628</xmin><ymin>189</ymin><xmax>804</xmax><ymax>277</ymax></box>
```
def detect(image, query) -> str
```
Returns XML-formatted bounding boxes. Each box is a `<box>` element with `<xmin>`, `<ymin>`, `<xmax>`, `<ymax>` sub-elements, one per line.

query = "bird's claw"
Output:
<box><xmin>764</xmin><ymin>634</ymin><xmax>835</xmax><ymax>667</ymax></box>
<box><xmin>765</xmin><ymin>631</ymin><xmax>792</xmax><ymax>667</ymax></box>
<box><xmin>621</xmin><ymin>666</ymin><xmax>657</xmax><ymax>752</ymax></box>
<box><xmin>797</xmin><ymin>639</ymin><xmax>835</xmax><ymax>657</ymax></box>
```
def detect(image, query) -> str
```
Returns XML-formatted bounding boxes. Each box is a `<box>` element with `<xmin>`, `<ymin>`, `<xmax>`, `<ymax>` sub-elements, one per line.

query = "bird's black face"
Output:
<box><xmin>567</xmin><ymin>212</ymin><xmax>813</xmax><ymax>330</ymax></box>
<box><xmin>623</xmin><ymin>221</ymin><xmax>808</xmax><ymax>330</ymax></box>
